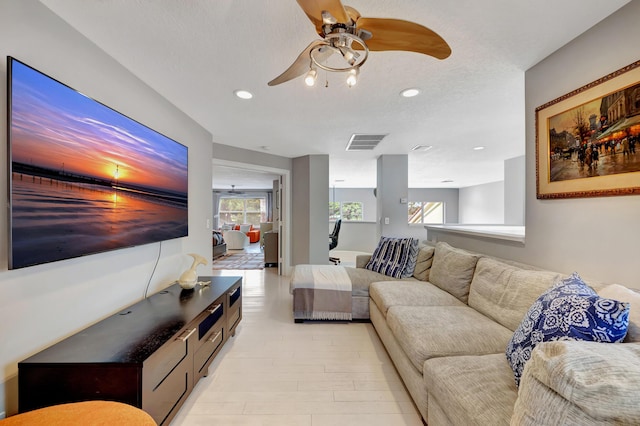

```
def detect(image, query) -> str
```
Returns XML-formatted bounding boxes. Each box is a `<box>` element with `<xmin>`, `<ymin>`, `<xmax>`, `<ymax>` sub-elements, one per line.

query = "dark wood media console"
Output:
<box><xmin>18</xmin><ymin>276</ymin><xmax>242</xmax><ymax>425</ymax></box>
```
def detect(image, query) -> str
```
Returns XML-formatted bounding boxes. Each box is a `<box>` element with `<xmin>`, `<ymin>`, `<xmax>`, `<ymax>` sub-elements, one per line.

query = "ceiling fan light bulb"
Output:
<box><xmin>304</xmin><ymin>69</ymin><xmax>318</xmax><ymax>86</ymax></box>
<box><xmin>344</xmin><ymin>50</ymin><xmax>354</xmax><ymax>63</ymax></box>
<box><xmin>346</xmin><ymin>68</ymin><xmax>358</xmax><ymax>87</ymax></box>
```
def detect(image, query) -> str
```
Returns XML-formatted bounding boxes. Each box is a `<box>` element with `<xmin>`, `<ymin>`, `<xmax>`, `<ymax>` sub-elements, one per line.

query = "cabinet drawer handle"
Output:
<box><xmin>176</xmin><ymin>328</ymin><xmax>196</xmax><ymax>342</ymax></box>
<box><xmin>207</xmin><ymin>304</ymin><xmax>222</xmax><ymax>315</ymax></box>
<box><xmin>228</xmin><ymin>287</ymin><xmax>239</xmax><ymax>297</ymax></box>
<box><xmin>208</xmin><ymin>330</ymin><xmax>222</xmax><ymax>343</ymax></box>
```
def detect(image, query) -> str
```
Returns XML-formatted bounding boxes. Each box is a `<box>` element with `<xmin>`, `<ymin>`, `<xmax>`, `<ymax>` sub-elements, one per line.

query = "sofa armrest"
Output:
<box><xmin>512</xmin><ymin>341</ymin><xmax>640</xmax><ymax>425</ymax></box>
<box><xmin>355</xmin><ymin>254</ymin><xmax>372</xmax><ymax>269</ymax></box>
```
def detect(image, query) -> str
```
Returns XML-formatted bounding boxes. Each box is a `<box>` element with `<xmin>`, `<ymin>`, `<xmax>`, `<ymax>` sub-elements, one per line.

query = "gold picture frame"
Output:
<box><xmin>536</xmin><ymin>60</ymin><xmax>640</xmax><ymax>199</ymax></box>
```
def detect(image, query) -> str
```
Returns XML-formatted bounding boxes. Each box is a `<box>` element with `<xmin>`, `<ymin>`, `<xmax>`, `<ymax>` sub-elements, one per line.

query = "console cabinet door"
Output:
<box><xmin>142</xmin><ymin>327</ymin><xmax>195</xmax><ymax>425</ymax></box>
<box><xmin>227</xmin><ymin>284</ymin><xmax>242</xmax><ymax>336</ymax></box>
<box><xmin>193</xmin><ymin>297</ymin><xmax>226</xmax><ymax>382</ymax></box>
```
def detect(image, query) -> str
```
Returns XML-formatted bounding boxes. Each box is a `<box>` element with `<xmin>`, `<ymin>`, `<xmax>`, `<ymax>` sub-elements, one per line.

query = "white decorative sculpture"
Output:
<box><xmin>178</xmin><ymin>253</ymin><xmax>208</xmax><ymax>289</ymax></box>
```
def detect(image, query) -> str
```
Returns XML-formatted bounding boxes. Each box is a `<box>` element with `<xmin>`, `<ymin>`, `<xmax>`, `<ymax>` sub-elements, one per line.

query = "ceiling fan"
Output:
<box><xmin>221</xmin><ymin>185</ymin><xmax>245</xmax><ymax>195</ymax></box>
<box><xmin>268</xmin><ymin>0</ymin><xmax>451</xmax><ymax>87</ymax></box>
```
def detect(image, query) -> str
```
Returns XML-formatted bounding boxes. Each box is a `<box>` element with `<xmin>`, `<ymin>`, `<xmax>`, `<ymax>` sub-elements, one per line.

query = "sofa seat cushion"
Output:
<box><xmin>370</xmin><ymin>281</ymin><xmax>464</xmax><ymax>318</ymax></box>
<box><xmin>428</xmin><ymin>242</ymin><xmax>480</xmax><ymax>303</ymax></box>
<box><xmin>424</xmin><ymin>353</ymin><xmax>517</xmax><ymax>426</ymax></box>
<box><xmin>468</xmin><ymin>257</ymin><xmax>561</xmax><ymax>331</ymax></box>
<box><xmin>344</xmin><ymin>267</ymin><xmax>417</xmax><ymax>297</ymax></box>
<box><xmin>386</xmin><ymin>305</ymin><xmax>514</xmax><ymax>373</ymax></box>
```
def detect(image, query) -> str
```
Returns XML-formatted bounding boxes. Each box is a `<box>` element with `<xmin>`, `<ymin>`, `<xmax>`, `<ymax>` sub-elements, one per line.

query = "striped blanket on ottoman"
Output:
<box><xmin>290</xmin><ymin>264</ymin><xmax>352</xmax><ymax>321</ymax></box>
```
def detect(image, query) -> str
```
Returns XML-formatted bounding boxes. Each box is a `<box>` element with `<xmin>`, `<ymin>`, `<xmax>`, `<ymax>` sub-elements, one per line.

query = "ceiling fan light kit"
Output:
<box><xmin>268</xmin><ymin>0</ymin><xmax>451</xmax><ymax>88</ymax></box>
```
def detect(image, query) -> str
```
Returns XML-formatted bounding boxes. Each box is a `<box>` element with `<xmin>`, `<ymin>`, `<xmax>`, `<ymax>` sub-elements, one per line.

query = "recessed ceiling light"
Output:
<box><xmin>473</xmin><ymin>146</ymin><xmax>485</xmax><ymax>150</ymax></box>
<box><xmin>234</xmin><ymin>90</ymin><xmax>253</xmax><ymax>100</ymax></box>
<box><xmin>441</xmin><ymin>179</ymin><xmax>454</xmax><ymax>183</ymax></box>
<box><xmin>400</xmin><ymin>88</ymin><xmax>421</xmax><ymax>98</ymax></box>
<box><xmin>411</xmin><ymin>145</ymin><xmax>433</xmax><ymax>151</ymax></box>
<box><xmin>334</xmin><ymin>179</ymin><xmax>345</xmax><ymax>183</ymax></box>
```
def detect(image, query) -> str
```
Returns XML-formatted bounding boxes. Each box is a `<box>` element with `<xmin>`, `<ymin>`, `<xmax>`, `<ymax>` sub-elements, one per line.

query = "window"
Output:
<box><xmin>341</xmin><ymin>202</ymin><xmax>363</xmax><ymax>221</ymax></box>
<box><xmin>408</xmin><ymin>201</ymin><xmax>444</xmax><ymax>224</ymax></box>
<box><xmin>219</xmin><ymin>197</ymin><xmax>266</xmax><ymax>227</ymax></box>
<box><xmin>329</xmin><ymin>201</ymin><xmax>341</xmax><ymax>221</ymax></box>
<box><xmin>328</xmin><ymin>201</ymin><xmax>363</xmax><ymax>221</ymax></box>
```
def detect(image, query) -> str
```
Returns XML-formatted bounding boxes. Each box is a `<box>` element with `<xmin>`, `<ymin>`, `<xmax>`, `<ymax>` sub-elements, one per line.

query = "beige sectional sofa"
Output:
<box><xmin>358</xmin><ymin>241</ymin><xmax>640</xmax><ymax>425</ymax></box>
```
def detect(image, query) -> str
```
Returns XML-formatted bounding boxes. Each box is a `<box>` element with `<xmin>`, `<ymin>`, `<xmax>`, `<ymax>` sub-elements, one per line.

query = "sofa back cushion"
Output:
<box><xmin>412</xmin><ymin>246</ymin><xmax>435</xmax><ymax>281</ymax></box>
<box><xmin>468</xmin><ymin>257</ymin><xmax>561</xmax><ymax>331</ymax></box>
<box><xmin>428</xmin><ymin>242</ymin><xmax>479</xmax><ymax>303</ymax></box>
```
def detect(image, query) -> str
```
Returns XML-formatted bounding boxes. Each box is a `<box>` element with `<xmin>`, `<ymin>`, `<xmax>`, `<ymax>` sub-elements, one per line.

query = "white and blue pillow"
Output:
<box><xmin>365</xmin><ymin>237</ymin><xmax>418</xmax><ymax>279</ymax></box>
<box><xmin>506</xmin><ymin>272</ymin><xmax>629</xmax><ymax>387</ymax></box>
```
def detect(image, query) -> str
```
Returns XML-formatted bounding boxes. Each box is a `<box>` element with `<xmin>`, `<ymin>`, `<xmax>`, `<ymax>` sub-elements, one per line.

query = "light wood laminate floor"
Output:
<box><xmin>170</xmin><ymin>265</ymin><xmax>422</xmax><ymax>426</ymax></box>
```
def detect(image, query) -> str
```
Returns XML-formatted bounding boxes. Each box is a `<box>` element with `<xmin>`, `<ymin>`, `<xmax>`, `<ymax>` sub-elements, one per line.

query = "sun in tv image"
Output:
<box><xmin>8</xmin><ymin>58</ymin><xmax>188</xmax><ymax>269</ymax></box>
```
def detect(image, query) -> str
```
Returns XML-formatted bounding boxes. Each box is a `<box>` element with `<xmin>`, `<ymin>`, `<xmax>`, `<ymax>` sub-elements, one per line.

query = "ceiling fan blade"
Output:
<box><xmin>268</xmin><ymin>40</ymin><xmax>329</xmax><ymax>86</ymax></box>
<box><xmin>344</xmin><ymin>5</ymin><xmax>361</xmax><ymax>23</ymax></box>
<box><xmin>356</xmin><ymin>17</ymin><xmax>451</xmax><ymax>60</ymax></box>
<box><xmin>296</xmin><ymin>0</ymin><xmax>352</xmax><ymax>34</ymax></box>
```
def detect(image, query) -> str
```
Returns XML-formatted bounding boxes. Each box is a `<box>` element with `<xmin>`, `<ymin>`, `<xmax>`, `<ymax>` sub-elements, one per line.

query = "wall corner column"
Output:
<box><xmin>376</xmin><ymin>155</ymin><xmax>409</xmax><ymax>239</ymax></box>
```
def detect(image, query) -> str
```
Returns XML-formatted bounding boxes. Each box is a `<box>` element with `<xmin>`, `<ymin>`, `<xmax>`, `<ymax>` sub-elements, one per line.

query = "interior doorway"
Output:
<box><xmin>212</xmin><ymin>159</ymin><xmax>291</xmax><ymax>275</ymax></box>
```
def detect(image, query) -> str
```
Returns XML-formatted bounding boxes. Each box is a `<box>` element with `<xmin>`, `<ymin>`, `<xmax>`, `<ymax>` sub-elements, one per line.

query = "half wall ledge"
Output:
<box><xmin>425</xmin><ymin>224</ymin><xmax>525</xmax><ymax>244</ymax></box>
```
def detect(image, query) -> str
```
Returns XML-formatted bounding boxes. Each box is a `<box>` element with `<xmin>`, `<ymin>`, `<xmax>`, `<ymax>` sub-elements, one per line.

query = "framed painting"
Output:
<box><xmin>536</xmin><ymin>60</ymin><xmax>640</xmax><ymax>199</ymax></box>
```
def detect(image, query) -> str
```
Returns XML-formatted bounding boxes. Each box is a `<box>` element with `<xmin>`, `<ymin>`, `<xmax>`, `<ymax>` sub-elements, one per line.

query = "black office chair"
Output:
<box><xmin>329</xmin><ymin>219</ymin><xmax>342</xmax><ymax>264</ymax></box>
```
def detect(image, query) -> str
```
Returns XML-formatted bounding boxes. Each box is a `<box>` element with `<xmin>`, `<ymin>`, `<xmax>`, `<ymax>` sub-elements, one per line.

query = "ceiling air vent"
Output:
<box><xmin>345</xmin><ymin>134</ymin><xmax>388</xmax><ymax>151</ymax></box>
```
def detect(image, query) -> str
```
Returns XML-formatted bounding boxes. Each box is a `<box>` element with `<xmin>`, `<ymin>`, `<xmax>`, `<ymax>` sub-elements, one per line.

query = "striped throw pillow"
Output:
<box><xmin>365</xmin><ymin>237</ymin><xmax>417</xmax><ymax>278</ymax></box>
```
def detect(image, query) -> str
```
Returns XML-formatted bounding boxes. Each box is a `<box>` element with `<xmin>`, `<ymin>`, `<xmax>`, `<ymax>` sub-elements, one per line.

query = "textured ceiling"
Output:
<box><xmin>39</xmin><ymin>0</ymin><xmax>630</xmax><ymax>188</ymax></box>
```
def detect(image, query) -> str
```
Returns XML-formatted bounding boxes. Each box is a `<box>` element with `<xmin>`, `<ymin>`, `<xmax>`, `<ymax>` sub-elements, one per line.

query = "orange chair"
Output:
<box><xmin>247</xmin><ymin>229</ymin><xmax>260</xmax><ymax>243</ymax></box>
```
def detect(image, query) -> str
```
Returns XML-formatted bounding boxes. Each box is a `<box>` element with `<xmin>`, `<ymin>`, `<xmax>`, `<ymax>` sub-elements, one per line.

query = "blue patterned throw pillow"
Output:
<box><xmin>365</xmin><ymin>237</ymin><xmax>417</xmax><ymax>279</ymax></box>
<box><xmin>506</xmin><ymin>272</ymin><xmax>629</xmax><ymax>387</ymax></box>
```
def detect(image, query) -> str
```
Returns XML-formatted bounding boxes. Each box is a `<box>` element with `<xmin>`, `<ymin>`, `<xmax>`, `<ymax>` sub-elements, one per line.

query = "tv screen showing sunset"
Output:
<box><xmin>8</xmin><ymin>58</ymin><xmax>188</xmax><ymax>269</ymax></box>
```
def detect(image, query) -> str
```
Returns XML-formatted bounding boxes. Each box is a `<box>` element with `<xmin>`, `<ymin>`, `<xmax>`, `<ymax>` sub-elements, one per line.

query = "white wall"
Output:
<box><xmin>459</xmin><ymin>181</ymin><xmax>505</xmax><ymax>224</ymax></box>
<box><xmin>426</xmin><ymin>0</ymin><xmax>640</xmax><ymax>287</ymax></box>
<box><xmin>504</xmin><ymin>156</ymin><xmax>525</xmax><ymax>225</ymax></box>
<box><xmin>457</xmin><ymin>156</ymin><xmax>525</xmax><ymax>225</ymax></box>
<box><xmin>0</xmin><ymin>1</ymin><xmax>213</xmax><ymax>415</ymax></box>
<box><xmin>211</xmin><ymin>142</ymin><xmax>292</xmax><ymax>171</ymax></box>
<box><xmin>331</xmin><ymin>188</ymin><xmax>377</xmax><ymax>222</ymax></box>
<box><xmin>331</xmin><ymin>222</ymin><xmax>379</xmax><ymax>253</ymax></box>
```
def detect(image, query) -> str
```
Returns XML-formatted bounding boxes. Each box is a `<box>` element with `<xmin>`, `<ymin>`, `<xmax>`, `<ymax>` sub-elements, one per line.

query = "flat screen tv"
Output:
<box><xmin>7</xmin><ymin>57</ymin><xmax>188</xmax><ymax>269</ymax></box>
